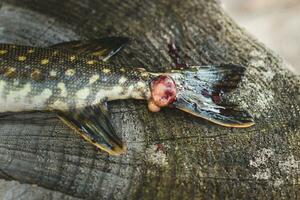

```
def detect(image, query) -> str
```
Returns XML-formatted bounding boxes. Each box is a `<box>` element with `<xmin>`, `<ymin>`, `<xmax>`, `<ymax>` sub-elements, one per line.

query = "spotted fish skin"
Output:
<box><xmin>0</xmin><ymin>44</ymin><xmax>152</xmax><ymax>112</ymax></box>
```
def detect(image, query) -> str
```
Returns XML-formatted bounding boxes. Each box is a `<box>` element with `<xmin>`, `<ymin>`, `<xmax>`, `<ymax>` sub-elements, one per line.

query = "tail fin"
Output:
<box><xmin>170</xmin><ymin>64</ymin><xmax>254</xmax><ymax>127</ymax></box>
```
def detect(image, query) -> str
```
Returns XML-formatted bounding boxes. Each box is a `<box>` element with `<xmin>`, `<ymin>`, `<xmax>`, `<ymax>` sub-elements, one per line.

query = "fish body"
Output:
<box><xmin>0</xmin><ymin>37</ymin><xmax>254</xmax><ymax>155</ymax></box>
<box><xmin>0</xmin><ymin>43</ymin><xmax>151</xmax><ymax>113</ymax></box>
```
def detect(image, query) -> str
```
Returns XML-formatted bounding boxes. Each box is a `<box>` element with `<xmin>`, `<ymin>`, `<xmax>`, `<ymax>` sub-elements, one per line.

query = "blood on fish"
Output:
<box><xmin>201</xmin><ymin>88</ymin><xmax>223</xmax><ymax>104</ymax></box>
<box><xmin>150</xmin><ymin>75</ymin><xmax>176</xmax><ymax>107</ymax></box>
<box><xmin>201</xmin><ymin>89</ymin><xmax>210</xmax><ymax>98</ymax></box>
<box><xmin>212</xmin><ymin>91</ymin><xmax>222</xmax><ymax>104</ymax></box>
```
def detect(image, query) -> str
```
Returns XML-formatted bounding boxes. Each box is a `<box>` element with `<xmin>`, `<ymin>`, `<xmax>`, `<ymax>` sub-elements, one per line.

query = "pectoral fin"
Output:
<box><xmin>50</xmin><ymin>37</ymin><xmax>129</xmax><ymax>61</ymax></box>
<box><xmin>57</xmin><ymin>104</ymin><xmax>126</xmax><ymax>155</ymax></box>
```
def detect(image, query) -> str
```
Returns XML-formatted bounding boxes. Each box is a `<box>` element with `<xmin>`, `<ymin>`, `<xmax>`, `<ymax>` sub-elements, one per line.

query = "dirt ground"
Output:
<box><xmin>223</xmin><ymin>0</ymin><xmax>300</xmax><ymax>74</ymax></box>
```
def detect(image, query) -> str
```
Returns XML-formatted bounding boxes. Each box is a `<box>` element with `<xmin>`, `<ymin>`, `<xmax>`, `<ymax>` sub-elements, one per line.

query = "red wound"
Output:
<box><xmin>150</xmin><ymin>75</ymin><xmax>176</xmax><ymax>107</ymax></box>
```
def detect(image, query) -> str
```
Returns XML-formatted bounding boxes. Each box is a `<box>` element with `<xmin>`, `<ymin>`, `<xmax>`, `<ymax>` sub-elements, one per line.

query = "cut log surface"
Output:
<box><xmin>0</xmin><ymin>0</ymin><xmax>299</xmax><ymax>199</ymax></box>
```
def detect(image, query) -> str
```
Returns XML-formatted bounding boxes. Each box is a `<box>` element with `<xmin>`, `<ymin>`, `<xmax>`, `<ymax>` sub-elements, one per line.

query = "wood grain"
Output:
<box><xmin>0</xmin><ymin>0</ymin><xmax>299</xmax><ymax>199</ymax></box>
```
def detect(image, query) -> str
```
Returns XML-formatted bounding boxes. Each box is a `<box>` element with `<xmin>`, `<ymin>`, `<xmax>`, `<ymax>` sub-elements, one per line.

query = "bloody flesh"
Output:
<box><xmin>150</xmin><ymin>75</ymin><xmax>176</xmax><ymax>107</ymax></box>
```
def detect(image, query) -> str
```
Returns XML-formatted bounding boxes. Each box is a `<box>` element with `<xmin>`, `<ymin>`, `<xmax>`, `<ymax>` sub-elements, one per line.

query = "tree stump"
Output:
<box><xmin>0</xmin><ymin>0</ymin><xmax>299</xmax><ymax>199</ymax></box>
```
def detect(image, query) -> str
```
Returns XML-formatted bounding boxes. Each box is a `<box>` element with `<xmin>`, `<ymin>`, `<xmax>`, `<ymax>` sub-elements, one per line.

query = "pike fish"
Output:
<box><xmin>0</xmin><ymin>37</ymin><xmax>254</xmax><ymax>155</ymax></box>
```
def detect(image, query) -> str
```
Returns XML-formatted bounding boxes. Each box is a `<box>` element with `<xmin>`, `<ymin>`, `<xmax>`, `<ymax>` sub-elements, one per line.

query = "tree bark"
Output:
<box><xmin>0</xmin><ymin>0</ymin><xmax>299</xmax><ymax>199</ymax></box>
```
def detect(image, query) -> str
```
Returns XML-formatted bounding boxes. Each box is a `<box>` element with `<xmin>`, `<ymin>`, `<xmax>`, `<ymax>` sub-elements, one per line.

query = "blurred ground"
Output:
<box><xmin>223</xmin><ymin>0</ymin><xmax>300</xmax><ymax>74</ymax></box>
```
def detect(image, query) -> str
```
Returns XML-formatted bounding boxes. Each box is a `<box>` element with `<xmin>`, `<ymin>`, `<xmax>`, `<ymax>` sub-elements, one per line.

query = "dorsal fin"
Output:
<box><xmin>50</xmin><ymin>37</ymin><xmax>129</xmax><ymax>61</ymax></box>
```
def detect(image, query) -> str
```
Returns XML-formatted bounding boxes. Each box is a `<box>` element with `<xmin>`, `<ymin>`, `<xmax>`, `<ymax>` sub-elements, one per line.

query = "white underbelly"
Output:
<box><xmin>0</xmin><ymin>80</ymin><xmax>52</xmax><ymax>112</ymax></box>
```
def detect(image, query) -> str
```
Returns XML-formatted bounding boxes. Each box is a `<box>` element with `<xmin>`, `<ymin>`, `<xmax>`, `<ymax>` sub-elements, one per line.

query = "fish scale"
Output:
<box><xmin>0</xmin><ymin>37</ymin><xmax>254</xmax><ymax>155</ymax></box>
<box><xmin>0</xmin><ymin>43</ymin><xmax>151</xmax><ymax>112</ymax></box>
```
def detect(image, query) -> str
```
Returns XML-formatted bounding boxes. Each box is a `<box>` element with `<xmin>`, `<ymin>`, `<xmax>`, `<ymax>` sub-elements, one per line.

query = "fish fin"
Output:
<box><xmin>57</xmin><ymin>103</ymin><xmax>126</xmax><ymax>155</ymax></box>
<box><xmin>171</xmin><ymin>64</ymin><xmax>254</xmax><ymax>127</ymax></box>
<box><xmin>174</xmin><ymin>98</ymin><xmax>254</xmax><ymax>127</ymax></box>
<box><xmin>171</xmin><ymin>64</ymin><xmax>246</xmax><ymax>92</ymax></box>
<box><xmin>50</xmin><ymin>37</ymin><xmax>129</xmax><ymax>61</ymax></box>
